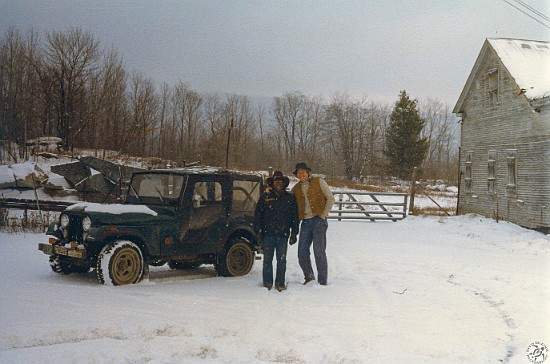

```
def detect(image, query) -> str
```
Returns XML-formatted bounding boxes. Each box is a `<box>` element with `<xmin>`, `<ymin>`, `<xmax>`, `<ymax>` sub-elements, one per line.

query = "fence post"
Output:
<box><xmin>31</xmin><ymin>174</ymin><xmax>44</xmax><ymax>226</ymax></box>
<box><xmin>409</xmin><ymin>167</ymin><xmax>417</xmax><ymax>214</ymax></box>
<box><xmin>338</xmin><ymin>193</ymin><xmax>343</xmax><ymax>221</ymax></box>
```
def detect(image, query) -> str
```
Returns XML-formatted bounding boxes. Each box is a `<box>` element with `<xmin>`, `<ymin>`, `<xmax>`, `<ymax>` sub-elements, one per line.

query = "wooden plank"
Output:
<box><xmin>369</xmin><ymin>194</ymin><xmax>398</xmax><ymax>222</ymax></box>
<box><xmin>332</xmin><ymin>190</ymin><xmax>408</xmax><ymax>197</ymax></box>
<box><xmin>338</xmin><ymin>193</ymin><xmax>343</xmax><ymax>221</ymax></box>
<box><xmin>0</xmin><ymin>198</ymin><xmax>74</xmax><ymax>212</ymax></box>
<box><xmin>345</xmin><ymin>193</ymin><xmax>376</xmax><ymax>221</ymax></box>
<box><xmin>333</xmin><ymin>201</ymin><xmax>405</xmax><ymax>207</ymax></box>
<box><xmin>327</xmin><ymin>215</ymin><xmax>406</xmax><ymax>221</ymax></box>
<box><xmin>330</xmin><ymin>210</ymin><xmax>406</xmax><ymax>216</ymax></box>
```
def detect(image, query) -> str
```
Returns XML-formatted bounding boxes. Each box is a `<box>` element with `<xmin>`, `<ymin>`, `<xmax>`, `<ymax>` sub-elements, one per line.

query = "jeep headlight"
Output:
<box><xmin>60</xmin><ymin>214</ymin><xmax>70</xmax><ymax>228</ymax></box>
<box><xmin>82</xmin><ymin>216</ymin><xmax>92</xmax><ymax>232</ymax></box>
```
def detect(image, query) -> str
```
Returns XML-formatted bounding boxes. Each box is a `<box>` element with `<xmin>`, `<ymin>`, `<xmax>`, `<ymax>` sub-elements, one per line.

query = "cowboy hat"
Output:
<box><xmin>292</xmin><ymin>162</ymin><xmax>312</xmax><ymax>175</ymax></box>
<box><xmin>267</xmin><ymin>170</ymin><xmax>290</xmax><ymax>189</ymax></box>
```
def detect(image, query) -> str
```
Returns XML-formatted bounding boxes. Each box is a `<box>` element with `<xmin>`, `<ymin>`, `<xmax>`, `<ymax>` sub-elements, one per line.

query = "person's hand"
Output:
<box><xmin>289</xmin><ymin>235</ymin><xmax>297</xmax><ymax>245</ymax></box>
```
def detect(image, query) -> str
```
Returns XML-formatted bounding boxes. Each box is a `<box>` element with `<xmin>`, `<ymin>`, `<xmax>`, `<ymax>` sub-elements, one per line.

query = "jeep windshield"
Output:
<box><xmin>127</xmin><ymin>173</ymin><xmax>184</xmax><ymax>204</ymax></box>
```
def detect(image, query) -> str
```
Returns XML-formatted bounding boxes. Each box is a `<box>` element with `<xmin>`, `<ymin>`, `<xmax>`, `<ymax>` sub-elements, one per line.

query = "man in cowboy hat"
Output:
<box><xmin>291</xmin><ymin>162</ymin><xmax>335</xmax><ymax>286</ymax></box>
<box><xmin>254</xmin><ymin>170</ymin><xmax>299</xmax><ymax>292</ymax></box>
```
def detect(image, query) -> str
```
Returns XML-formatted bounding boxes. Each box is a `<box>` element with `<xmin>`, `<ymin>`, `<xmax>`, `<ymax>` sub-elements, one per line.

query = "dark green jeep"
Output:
<box><xmin>38</xmin><ymin>167</ymin><xmax>263</xmax><ymax>285</ymax></box>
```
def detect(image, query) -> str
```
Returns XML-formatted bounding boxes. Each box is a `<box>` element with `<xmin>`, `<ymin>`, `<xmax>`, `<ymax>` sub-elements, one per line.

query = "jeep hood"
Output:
<box><xmin>65</xmin><ymin>202</ymin><xmax>176</xmax><ymax>225</ymax></box>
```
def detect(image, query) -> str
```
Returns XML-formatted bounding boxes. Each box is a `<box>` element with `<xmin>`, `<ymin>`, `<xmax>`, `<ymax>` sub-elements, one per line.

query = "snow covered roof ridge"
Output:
<box><xmin>487</xmin><ymin>38</ymin><xmax>550</xmax><ymax>101</ymax></box>
<box><xmin>454</xmin><ymin>37</ymin><xmax>550</xmax><ymax>114</ymax></box>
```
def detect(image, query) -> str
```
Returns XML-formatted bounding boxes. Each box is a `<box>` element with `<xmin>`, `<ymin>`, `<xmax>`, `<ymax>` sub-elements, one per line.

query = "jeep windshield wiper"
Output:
<box><xmin>153</xmin><ymin>185</ymin><xmax>165</xmax><ymax>202</ymax></box>
<box><xmin>130</xmin><ymin>184</ymin><xmax>139</xmax><ymax>197</ymax></box>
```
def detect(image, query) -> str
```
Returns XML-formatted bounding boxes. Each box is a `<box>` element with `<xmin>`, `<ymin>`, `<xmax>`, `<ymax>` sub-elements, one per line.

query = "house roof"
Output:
<box><xmin>453</xmin><ymin>38</ymin><xmax>550</xmax><ymax>114</ymax></box>
<box><xmin>133</xmin><ymin>166</ymin><xmax>263</xmax><ymax>180</ymax></box>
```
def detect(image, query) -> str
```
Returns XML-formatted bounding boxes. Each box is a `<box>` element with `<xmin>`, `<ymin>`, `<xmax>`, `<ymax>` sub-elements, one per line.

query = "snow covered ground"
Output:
<box><xmin>0</xmin><ymin>215</ymin><xmax>548</xmax><ymax>363</ymax></box>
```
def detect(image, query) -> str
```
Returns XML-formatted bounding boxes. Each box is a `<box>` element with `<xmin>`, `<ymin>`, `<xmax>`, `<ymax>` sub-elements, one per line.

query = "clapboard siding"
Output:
<box><xmin>455</xmin><ymin>40</ymin><xmax>550</xmax><ymax>231</ymax></box>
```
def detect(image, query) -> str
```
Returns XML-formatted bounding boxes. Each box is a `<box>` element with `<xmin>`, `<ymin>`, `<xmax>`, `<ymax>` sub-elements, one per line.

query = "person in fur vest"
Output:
<box><xmin>291</xmin><ymin>163</ymin><xmax>335</xmax><ymax>286</ymax></box>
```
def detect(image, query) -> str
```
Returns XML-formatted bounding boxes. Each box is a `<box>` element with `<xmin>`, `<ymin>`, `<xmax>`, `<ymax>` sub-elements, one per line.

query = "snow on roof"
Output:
<box><xmin>488</xmin><ymin>38</ymin><xmax>550</xmax><ymax>100</ymax></box>
<box><xmin>26</xmin><ymin>136</ymin><xmax>62</xmax><ymax>146</ymax></box>
<box><xmin>10</xmin><ymin>161</ymin><xmax>40</xmax><ymax>180</ymax></box>
<box><xmin>0</xmin><ymin>165</ymin><xmax>14</xmax><ymax>183</ymax></box>
<box><xmin>138</xmin><ymin>166</ymin><xmax>262</xmax><ymax>178</ymax></box>
<box><xmin>66</xmin><ymin>202</ymin><xmax>158</xmax><ymax>216</ymax></box>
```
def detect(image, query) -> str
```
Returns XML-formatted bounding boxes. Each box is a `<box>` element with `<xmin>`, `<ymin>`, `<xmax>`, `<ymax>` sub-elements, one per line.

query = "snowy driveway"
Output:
<box><xmin>0</xmin><ymin>215</ymin><xmax>548</xmax><ymax>363</ymax></box>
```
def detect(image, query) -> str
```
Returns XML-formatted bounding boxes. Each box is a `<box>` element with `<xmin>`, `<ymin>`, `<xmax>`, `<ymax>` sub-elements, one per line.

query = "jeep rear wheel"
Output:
<box><xmin>96</xmin><ymin>241</ymin><xmax>145</xmax><ymax>286</ymax></box>
<box><xmin>218</xmin><ymin>240</ymin><xmax>254</xmax><ymax>277</ymax></box>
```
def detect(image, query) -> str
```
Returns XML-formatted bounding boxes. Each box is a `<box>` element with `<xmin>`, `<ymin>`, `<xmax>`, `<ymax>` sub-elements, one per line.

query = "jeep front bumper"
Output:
<box><xmin>38</xmin><ymin>243</ymin><xmax>86</xmax><ymax>259</ymax></box>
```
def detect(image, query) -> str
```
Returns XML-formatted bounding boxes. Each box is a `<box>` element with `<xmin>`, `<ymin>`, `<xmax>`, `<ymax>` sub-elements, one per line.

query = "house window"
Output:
<box><xmin>487</xmin><ymin>150</ymin><xmax>496</xmax><ymax>194</ymax></box>
<box><xmin>487</xmin><ymin>68</ymin><xmax>499</xmax><ymax>105</ymax></box>
<box><xmin>506</xmin><ymin>150</ymin><xmax>517</xmax><ymax>195</ymax></box>
<box><xmin>465</xmin><ymin>151</ymin><xmax>473</xmax><ymax>192</ymax></box>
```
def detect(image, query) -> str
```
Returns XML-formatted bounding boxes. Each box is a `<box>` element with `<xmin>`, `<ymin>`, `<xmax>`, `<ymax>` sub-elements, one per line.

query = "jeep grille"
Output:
<box><xmin>67</xmin><ymin>215</ymin><xmax>83</xmax><ymax>242</ymax></box>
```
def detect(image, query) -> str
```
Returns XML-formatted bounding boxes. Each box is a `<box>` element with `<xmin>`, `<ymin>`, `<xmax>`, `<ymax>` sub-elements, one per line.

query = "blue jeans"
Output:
<box><xmin>298</xmin><ymin>216</ymin><xmax>328</xmax><ymax>285</ymax></box>
<box><xmin>262</xmin><ymin>235</ymin><xmax>289</xmax><ymax>287</ymax></box>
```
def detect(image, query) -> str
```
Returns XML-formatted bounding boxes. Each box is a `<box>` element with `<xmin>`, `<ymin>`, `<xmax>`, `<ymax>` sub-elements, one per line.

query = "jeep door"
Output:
<box><xmin>172</xmin><ymin>175</ymin><xmax>229</xmax><ymax>255</ymax></box>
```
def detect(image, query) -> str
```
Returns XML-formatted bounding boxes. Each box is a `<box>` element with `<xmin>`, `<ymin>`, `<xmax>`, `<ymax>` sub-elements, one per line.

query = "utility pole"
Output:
<box><xmin>225</xmin><ymin>117</ymin><xmax>234</xmax><ymax>169</ymax></box>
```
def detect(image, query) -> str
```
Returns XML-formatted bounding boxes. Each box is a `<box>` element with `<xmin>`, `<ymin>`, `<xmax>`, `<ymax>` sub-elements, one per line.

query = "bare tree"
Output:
<box><xmin>1</xmin><ymin>26</ymin><xmax>461</xmax><ymax>182</ymax></box>
<box><xmin>273</xmin><ymin>91</ymin><xmax>304</xmax><ymax>162</ymax></box>
<box><xmin>0</xmin><ymin>27</ymin><xmax>42</xmax><ymax>161</ymax></box>
<box><xmin>325</xmin><ymin>93</ymin><xmax>371</xmax><ymax>180</ymax></box>
<box><xmin>38</xmin><ymin>27</ymin><xmax>101</xmax><ymax>151</ymax></box>
<box><xmin>295</xmin><ymin>95</ymin><xmax>324</xmax><ymax>165</ymax></box>
<box><xmin>255</xmin><ymin>102</ymin><xmax>273</xmax><ymax>166</ymax></box>
<box><xmin>270</xmin><ymin>92</ymin><xmax>327</xmax><ymax>170</ymax></box>
<box><xmin>173</xmin><ymin>82</ymin><xmax>202</xmax><ymax>163</ymax></box>
<box><xmin>222</xmin><ymin>94</ymin><xmax>257</xmax><ymax>168</ymax></box>
<box><xmin>158</xmin><ymin>82</ymin><xmax>171</xmax><ymax>159</ymax></box>
<box><xmin>361</xmin><ymin>101</ymin><xmax>391</xmax><ymax>178</ymax></box>
<box><xmin>419</xmin><ymin>98</ymin><xmax>459</xmax><ymax>182</ymax></box>
<box><xmin>127</xmin><ymin>72</ymin><xmax>158</xmax><ymax>156</ymax></box>
<box><xmin>86</xmin><ymin>47</ymin><xmax>128</xmax><ymax>155</ymax></box>
<box><xmin>201</xmin><ymin>93</ymin><xmax>225</xmax><ymax>165</ymax></box>
<box><xmin>0</xmin><ymin>27</ymin><xmax>26</xmax><ymax>160</ymax></box>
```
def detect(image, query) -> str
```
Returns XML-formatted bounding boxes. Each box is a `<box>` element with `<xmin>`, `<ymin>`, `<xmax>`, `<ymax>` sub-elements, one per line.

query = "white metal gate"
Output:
<box><xmin>329</xmin><ymin>191</ymin><xmax>408</xmax><ymax>222</ymax></box>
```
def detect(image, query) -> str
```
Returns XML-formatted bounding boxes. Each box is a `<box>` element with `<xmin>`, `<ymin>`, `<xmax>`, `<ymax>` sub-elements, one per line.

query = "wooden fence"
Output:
<box><xmin>329</xmin><ymin>191</ymin><xmax>408</xmax><ymax>222</ymax></box>
<box><xmin>1</xmin><ymin>191</ymin><xmax>409</xmax><ymax>223</ymax></box>
<box><xmin>0</xmin><ymin>198</ymin><xmax>74</xmax><ymax>212</ymax></box>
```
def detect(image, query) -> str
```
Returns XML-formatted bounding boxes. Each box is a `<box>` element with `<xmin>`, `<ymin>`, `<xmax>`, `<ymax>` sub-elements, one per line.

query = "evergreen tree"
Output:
<box><xmin>384</xmin><ymin>90</ymin><xmax>429</xmax><ymax>180</ymax></box>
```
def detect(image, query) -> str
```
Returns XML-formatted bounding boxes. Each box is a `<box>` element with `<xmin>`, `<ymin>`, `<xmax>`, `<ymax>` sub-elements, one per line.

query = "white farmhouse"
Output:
<box><xmin>453</xmin><ymin>38</ymin><xmax>550</xmax><ymax>232</ymax></box>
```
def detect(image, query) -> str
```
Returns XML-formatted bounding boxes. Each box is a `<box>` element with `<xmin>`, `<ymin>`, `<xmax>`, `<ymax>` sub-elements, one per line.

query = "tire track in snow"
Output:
<box><xmin>447</xmin><ymin>274</ymin><xmax>516</xmax><ymax>363</ymax></box>
<box><xmin>0</xmin><ymin>324</ymin><xmax>189</xmax><ymax>351</ymax></box>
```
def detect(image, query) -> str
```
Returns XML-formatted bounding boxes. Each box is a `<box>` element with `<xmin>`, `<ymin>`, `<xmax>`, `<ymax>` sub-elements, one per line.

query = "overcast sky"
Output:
<box><xmin>1</xmin><ymin>0</ymin><xmax>549</xmax><ymax>107</ymax></box>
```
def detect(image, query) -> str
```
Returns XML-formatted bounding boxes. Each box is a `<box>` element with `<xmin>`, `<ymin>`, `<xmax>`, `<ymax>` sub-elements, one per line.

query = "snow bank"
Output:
<box><xmin>0</xmin><ymin>215</ymin><xmax>548</xmax><ymax>363</ymax></box>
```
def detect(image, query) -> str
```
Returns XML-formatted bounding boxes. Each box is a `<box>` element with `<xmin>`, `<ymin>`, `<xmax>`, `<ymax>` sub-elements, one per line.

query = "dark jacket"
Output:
<box><xmin>254</xmin><ymin>187</ymin><xmax>299</xmax><ymax>238</ymax></box>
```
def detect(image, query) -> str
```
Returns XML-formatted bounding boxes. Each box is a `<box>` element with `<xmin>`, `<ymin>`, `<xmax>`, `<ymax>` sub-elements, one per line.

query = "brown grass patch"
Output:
<box><xmin>324</xmin><ymin>178</ymin><xmax>386</xmax><ymax>192</ymax></box>
<box><xmin>411</xmin><ymin>206</ymin><xmax>455</xmax><ymax>216</ymax></box>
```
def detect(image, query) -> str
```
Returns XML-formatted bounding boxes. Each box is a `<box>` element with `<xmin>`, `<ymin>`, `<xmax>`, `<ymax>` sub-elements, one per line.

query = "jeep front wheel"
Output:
<box><xmin>217</xmin><ymin>240</ymin><xmax>254</xmax><ymax>277</ymax></box>
<box><xmin>96</xmin><ymin>241</ymin><xmax>145</xmax><ymax>286</ymax></box>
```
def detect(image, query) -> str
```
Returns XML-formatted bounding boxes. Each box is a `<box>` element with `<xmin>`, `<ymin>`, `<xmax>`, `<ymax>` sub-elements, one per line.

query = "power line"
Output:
<box><xmin>503</xmin><ymin>0</ymin><xmax>550</xmax><ymax>28</ymax></box>
<box><xmin>501</xmin><ymin>0</ymin><xmax>550</xmax><ymax>29</ymax></box>
<box><xmin>513</xmin><ymin>0</ymin><xmax>549</xmax><ymax>22</ymax></box>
